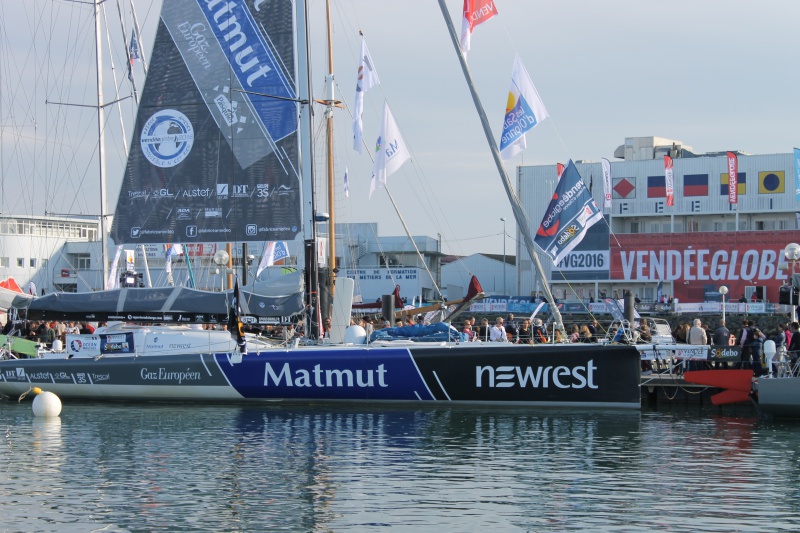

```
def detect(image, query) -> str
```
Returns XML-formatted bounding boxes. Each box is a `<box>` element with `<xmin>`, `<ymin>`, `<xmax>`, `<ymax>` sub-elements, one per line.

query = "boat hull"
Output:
<box><xmin>756</xmin><ymin>377</ymin><xmax>800</xmax><ymax>417</ymax></box>
<box><xmin>0</xmin><ymin>344</ymin><xmax>640</xmax><ymax>408</ymax></box>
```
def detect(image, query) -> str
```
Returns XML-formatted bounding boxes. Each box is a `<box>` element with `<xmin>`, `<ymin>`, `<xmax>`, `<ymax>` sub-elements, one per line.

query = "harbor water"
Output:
<box><xmin>2</xmin><ymin>400</ymin><xmax>799</xmax><ymax>532</ymax></box>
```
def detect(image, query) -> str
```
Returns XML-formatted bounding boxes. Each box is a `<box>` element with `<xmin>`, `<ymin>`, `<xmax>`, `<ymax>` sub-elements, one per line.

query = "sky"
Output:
<box><xmin>2</xmin><ymin>0</ymin><xmax>800</xmax><ymax>259</ymax></box>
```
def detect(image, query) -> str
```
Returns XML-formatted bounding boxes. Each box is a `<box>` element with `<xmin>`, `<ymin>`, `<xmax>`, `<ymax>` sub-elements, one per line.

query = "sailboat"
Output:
<box><xmin>0</xmin><ymin>0</ymin><xmax>641</xmax><ymax>408</ymax></box>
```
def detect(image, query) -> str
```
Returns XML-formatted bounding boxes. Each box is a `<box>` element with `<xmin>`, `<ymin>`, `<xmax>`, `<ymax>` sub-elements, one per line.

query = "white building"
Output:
<box><xmin>516</xmin><ymin>136</ymin><xmax>800</xmax><ymax>304</ymax></box>
<box><xmin>441</xmin><ymin>253</ymin><xmax>515</xmax><ymax>299</ymax></box>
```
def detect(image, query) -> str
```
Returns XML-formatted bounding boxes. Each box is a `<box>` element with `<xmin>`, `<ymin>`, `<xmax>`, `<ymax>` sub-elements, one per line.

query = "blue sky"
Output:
<box><xmin>2</xmin><ymin>0</ymin><xmax>799</xmax><ymax>258</ymax></box>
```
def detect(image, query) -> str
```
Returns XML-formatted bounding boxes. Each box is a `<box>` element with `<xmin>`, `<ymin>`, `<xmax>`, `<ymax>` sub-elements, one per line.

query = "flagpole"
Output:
<box><xmin>436</xmin><ymin>0</ymin><xmax>566</xmax><ymax>338</ymax></box>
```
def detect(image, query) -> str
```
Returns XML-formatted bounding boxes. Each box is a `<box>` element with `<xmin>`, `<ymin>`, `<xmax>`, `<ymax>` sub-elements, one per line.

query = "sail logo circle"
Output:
<box><xmin>140</xmin><ymin>110</ymin><xmax>194</xmax><ymax>168</ymax></box>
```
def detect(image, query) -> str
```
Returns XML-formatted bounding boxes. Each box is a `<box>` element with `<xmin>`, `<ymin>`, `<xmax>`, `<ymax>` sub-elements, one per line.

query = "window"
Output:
<box><xmin>726</xmin><ymin>222</ymin><xmax>736</xmax><ymax>231</ymax></box>
<box><xmin>779</xmin><ymin>220</ymin><xmax>789</xmax><ymax>230</ymax></box>
<box><xmin>30</xmin><ymin>258</ymin><xmax>36</xmax><ymax>268</ymax></box>
<box><xmin>756</xmin><ymin>221</ymin><xmax>765</xmax><ymax>231</ymax></box>
<box><xmin>41</xmin><ymin>258</ymin><xmax>48</xmax><ymax>268</ymax></box>
<box><xmin>16</xmin><ymin>258</ymin><xmax>23</xmax><ymax>268</ymax></box>
<box><xmin>713</xmin><ymin>222</ymin><xmax>722</xmax><ymax>231</ymax></box>
<box><xmin>0</xmin><ymin>257</ymin><xmax>7</xmax><ymax>267</ymax></box>
<box><xmin>630</xmin><ymin>222</ymin><xmax>640</xmax><ymax>234</ymax></box>
<box><xmin>53</xmin><ymin>283</ymin><xmax>77</xmax><ymax>293</ymax></box>
<box><xmin>650</xmin><ymin>223</ymin><xmax>659</xmax><ymax>233</ymax></box>
<box><xmin>739</xmin><ymin>221</ymin><xmax>748</xmax><ymax>230</ymax></box>
<box><xmin>687</xmin><ymin>221</ymin><xmax>699</xmax><ymax>232</ymax></box>
<box><xmin>73</xmin><ymin>254</ymin><xmax>91</xmax><ymax>270</ymax></box>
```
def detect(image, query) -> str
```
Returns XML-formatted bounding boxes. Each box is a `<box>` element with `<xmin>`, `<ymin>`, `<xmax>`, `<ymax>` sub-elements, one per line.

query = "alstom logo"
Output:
<box><xmin>476</xmin><ymin>360</ymin><xmax>598</xmax><ymax>389</ymax></box>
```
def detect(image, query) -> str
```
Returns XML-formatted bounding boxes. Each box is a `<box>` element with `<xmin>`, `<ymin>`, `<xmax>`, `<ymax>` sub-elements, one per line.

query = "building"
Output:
<box><xmin>0</xmin><ymin>214</ymin><xmax>101</xmax><ymax>293</ymax></box>
<box><xmin>517</xmin><ymin>136</ymin><xmax>800</xmax><ymax>303</ymax></box>
<box><xmin>441</xmin><ymin>253</ymin><xmax>515</xmax><ymax>299</ymax></box>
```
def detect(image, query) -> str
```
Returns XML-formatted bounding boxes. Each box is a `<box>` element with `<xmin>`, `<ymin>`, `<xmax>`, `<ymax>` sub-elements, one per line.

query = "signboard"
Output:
<box><xmin>610</xmin><ymin>230</ymin><xmax>799</xmax><ymax>303</ymax></box>
<box><xmin>344</xmin><ymin>268</ymin><xmax>422</xmax><ymax>304</ymax></box>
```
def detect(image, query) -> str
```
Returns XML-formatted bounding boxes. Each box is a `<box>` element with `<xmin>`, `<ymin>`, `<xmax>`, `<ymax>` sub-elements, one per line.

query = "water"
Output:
<box><xmin>2</xmin><ymin>401</ymin><xmax>799</xmax><ymax>532</ymax></box>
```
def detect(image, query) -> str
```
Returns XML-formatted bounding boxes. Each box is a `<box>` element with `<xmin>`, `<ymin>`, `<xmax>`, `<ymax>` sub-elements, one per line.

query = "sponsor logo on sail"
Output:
<box><xmin>204</xmin><ymin>208</ymin><xmax>222</xmax><ymax>219</ymax></box>
<box><xmin>176</xmin><ymin>208</ymin><xmax>191</xmax><ymax>221</ymax></box>
<box><xmin>140</xmin><ymin>109</ymin><xmax>194</xmax><ymax>168</ymax></box>
<box><xmin>216</xmin><ymin>184</ymin><xmax>228</xmax><ymax>199</ymax></box>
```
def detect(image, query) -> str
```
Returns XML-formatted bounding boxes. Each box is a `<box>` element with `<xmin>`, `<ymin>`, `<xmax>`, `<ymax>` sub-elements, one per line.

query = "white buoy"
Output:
<box><xmin>32</xmin><ymin>389</ymin><xmax>62</xmax><ymax>417</ymax></box>
<box><xmin>343</xmin><ymin>325</ymin><xmax>367</xmax><ymax>345</ymax></box>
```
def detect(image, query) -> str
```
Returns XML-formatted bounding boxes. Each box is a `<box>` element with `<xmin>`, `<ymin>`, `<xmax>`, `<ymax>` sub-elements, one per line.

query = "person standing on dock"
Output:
<box><xmin>712</xmin><ymin>320</ymin><xmax>730</xmax><ymax>346</ymax></box>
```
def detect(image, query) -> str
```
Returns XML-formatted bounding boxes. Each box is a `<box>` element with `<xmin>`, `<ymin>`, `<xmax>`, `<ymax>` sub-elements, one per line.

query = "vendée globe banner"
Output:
<box><xmin>111</xmin><ymin>0</ymin><xmax>301</xmax><ymax>246</ymax></box>
<box><xmin>794</xmin><ymin>147</ymin><xmax>800</xmax><ymax>202</ymax></box>
<box><xmin>534</xmin><ymin>160</ymin><xmax>603</xmax><ymax>264</ymax></box>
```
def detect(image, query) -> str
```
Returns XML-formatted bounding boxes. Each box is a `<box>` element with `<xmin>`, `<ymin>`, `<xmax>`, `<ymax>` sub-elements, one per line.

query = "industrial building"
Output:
<box><xmin>517</xmin><ymin>136</ymin><xmax>800</xmax><ymax>304</ymax></box>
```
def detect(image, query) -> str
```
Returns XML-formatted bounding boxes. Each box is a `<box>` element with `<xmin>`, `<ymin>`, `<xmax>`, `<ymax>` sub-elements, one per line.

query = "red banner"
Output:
<box><xmin>726</xmin><ymin>151</ymin><xmax>738</xmax><ymax>204</ymax></box>
<box><xmin>610</xmin><ymin>231</ymin><xmax>800</xmax><ymax>302</ymax></box>
<box><xmin>664</xmin><ymin>155</ymin><xmax>674</xmax><ymax>207</ymax></box>
<box><xmin>556</xmin><ymin>162</ymin><xmax>565</xmax><ymax>178</ymax></box>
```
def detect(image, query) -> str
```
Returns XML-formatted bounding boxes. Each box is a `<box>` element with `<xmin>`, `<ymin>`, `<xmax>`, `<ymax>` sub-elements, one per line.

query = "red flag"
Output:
<box><xmin>664</xmin><ymin>155</ymin><xmax>674</xmax><ymax>207</ymax></box>
<box><xmin>556</xmin><ymin>163</ymin><xmax>565</xmax><ymax>178</ymax></box>
<box><xmin>726</xmin><ymin>151</ymin><xmax>738</xmax><ymax>204</ymax></box>
<box><xmin>460</xmin><ymin>0</ymin><xmax>498</xmax><ymax>54</ymax></box>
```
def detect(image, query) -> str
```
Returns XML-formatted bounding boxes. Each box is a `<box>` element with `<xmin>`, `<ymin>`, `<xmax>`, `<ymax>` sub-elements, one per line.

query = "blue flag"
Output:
<box><xmin>534</xmin><ymin>160</ymin><xmax>603</xmax><ymax>264</ymax></box>
<box><xmin>794</xmin><ymin>148</ymin><xmax>800</xmax><ymax>201</ymax></box>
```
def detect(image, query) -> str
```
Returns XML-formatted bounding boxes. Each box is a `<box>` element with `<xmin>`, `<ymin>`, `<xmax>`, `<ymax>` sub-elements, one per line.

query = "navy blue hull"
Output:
<box><xmin>0</xmin><ymin>344</ymin><xmax>641</xmax><ymax>407</ymax></box>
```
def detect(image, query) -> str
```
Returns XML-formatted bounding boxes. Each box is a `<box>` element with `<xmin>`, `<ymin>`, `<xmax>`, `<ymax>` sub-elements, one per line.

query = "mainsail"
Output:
<box><xmin>110</xmin><ymin>0</ymin><xmax>301</xmax><ymax>246</ymax></box>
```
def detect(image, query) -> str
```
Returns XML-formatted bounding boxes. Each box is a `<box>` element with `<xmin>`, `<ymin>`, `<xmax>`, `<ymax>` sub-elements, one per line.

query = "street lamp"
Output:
<box><xmin>785</xmin><ymin>243</ymin><xmax>800</xmax><ymax>322</ymax></box>
<box><xmin>213</xmin><ymin>250</ymin><xmax>230</xmax><ymax>293</ymax></box>
<box><xmin>719</xmin><ymin>285</ymin><xmax>728</xmax><ymax>324</ymax></box>
<box><xmin>500</xmin><ymin>217</ymin><xmax>507</xmax><ymax>295</ymax></box>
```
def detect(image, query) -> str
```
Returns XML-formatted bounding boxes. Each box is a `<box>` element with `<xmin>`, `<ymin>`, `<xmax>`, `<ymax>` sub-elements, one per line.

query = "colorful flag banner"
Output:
<box><xmin>256</xmin><ymin>241</ymin><xmax>290</xmax><ymax>277</ymax></box>
<box><xmin>664</xmin><ymin>155</ymin><xmax>674</xmax><ymax>207</ymax></box>
<box><xmin>459</xmin><ymin>0</ymin><xmax>498</xmax><ymax>55</ymax></box>
<box><xmin>601</xmin><ymin>158</ymin><xmax>612</xmax><ymax>208</ymax></box>
<box><xmin>726</xmin><ymin>151</ymin><xmax>738</xmax><ymax>204</ymax></box>
<box><xmin>683</xmin><ymin>174</ymin><xmax>709</xmax><ymax>197</ymax></box>
<box><xmin>352</xmin><ymin>38</ymin><xmax>380</xmax><ymax>154</ymax></box>
<box><xmin>343</xmin><ymin>166</ymin><xmax>350</xmax><ymax>198</ymax></box>
<box><xmin>794</xmin><ymin>148</ymin><xmax>800</xmax><ymax>202</ymax></box>
<box><xmin>369</xmin><ymin>101</ymin><xmax>410</xmax><ymax>198</ymax></box>
<box><xmin>758</xmin><ymin>171</ymin><xmax>785</xmax><ymax>194</ymax></box>
<box><xmin>556</xmin><ymin>163</ymin><xmax>565</xmax><ymax>178</ymax></box>
<box><xmin>534</xmin><ymin>160</ymin><xmax>603</xmax><ymax>264</ymax></box>
<box><xmin>499</xmin><ymin>55</ymin><xmax>549</xmax><ymax>160</ymax></box>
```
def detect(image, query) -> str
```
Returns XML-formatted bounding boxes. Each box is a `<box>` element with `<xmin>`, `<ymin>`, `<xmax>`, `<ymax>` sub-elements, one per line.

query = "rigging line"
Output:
<box><xmin>102</xmin><ymin>2</ymin><xmax>131</xmax><ymax>157</ymax></box>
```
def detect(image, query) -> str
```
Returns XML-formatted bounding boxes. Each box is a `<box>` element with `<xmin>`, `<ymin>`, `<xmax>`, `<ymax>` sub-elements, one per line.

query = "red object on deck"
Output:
<box><xmin>684</xmin><ymin>370</ymin><xmax>754</xmax><ymax>406</ymax></box>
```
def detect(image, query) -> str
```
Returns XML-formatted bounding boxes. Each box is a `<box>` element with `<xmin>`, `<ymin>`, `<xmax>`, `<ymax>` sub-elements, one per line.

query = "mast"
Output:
<box><xmin>436</xmin><ymin>0</ymin><xmax>567</xmax><ymax>337</ymax></box>
<box><xmin>324</xmin><ymin>0</ymin><xmax>337</xmax><ymax>308</ymax></box>
<box><xmin>95</xmin><ymin>0</ymin><xmax>109</xmax><ymax>289</ymax></box>
<box><xmin>296</xmin><ymin>0</ymin><xmax>322</xmax><ymax>339</ymax></box>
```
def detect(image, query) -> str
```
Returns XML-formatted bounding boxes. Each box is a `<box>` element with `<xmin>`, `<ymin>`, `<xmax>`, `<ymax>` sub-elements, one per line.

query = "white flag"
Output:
<box><xmin>601</xmin><ymin>158</ymin><xmax>612</xmax><ymax>209</ymax></box>
<box><xmin>369</xmin><ymin>101</ymin><xmax>410</xmax><ymax>198</ymax></box>
<box><xmin>164</xmin><ymin>243</ymin><xmax>183</xmax><ymax>274</ymax></box>
<box><xmin>343</xmin><ymin>166</ymin><xmax>350</xmax><ymax>198</ymax></box>
<box><xmin>499</xmin><ymin>55</ymin><xmax>549</xmax><ymax>160</ymax></box>
<box><xmin>353</xmin><ymin>38</ymin><xmax>380</xmax><ymax>154</ymax></box>
<box><xmin>105</xmin><ymin>245</ymin><xmax>124</xmax><ymax>290</ymax></box>
<box><xmin>256</xmin><ymin>241</ymin><xmax>290</xmax><ymax>277</ymax></box>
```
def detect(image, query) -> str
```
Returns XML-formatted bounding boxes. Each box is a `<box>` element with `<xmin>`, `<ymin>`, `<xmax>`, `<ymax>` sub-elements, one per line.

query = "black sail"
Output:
<box><xmin>110</xmin><ymin>0</ymin><xmax>301</xmax><ymax>245</ymax></box>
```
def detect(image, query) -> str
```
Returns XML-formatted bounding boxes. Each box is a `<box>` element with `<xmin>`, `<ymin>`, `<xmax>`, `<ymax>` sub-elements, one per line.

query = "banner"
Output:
<box><xmin>556</xmin><ymin>163</ymin><xmax>565</xmax><ymax>178</ymax></box>
<box><xmin>727</xmin><ymin>151</ymin><xmax>739</xmax><ymax>204</ymax></box>
<box><xmin>534</xmin><ymin>160</ymin><xmax>603</xmax><ymax>264</ymax></box>
<box><xmin>601</xmin><ymin>158</ymin><xmax>612</xmax><ymax>208</ymax></box>
<box><xmin>369</xmin><ymin>101</ymin><xmax>410</xmax><ymax>198</ymax></box>
<box><xmin>795</xmin><ymin>148</ymin><xmax>800</xmax><ymax>202</ymax></box>
<box><xmin>353</xmin><ymin>38</ymin><xmax>380</xmax><ymax>154</ymax></box>
<box><xmin>459</xmin><ymin>0</ymin><xmax>498</xmax><ymax>55</ymax></box>
<box><xmin>499</xmin><ymin>54</ymin><xmax>548</xmax><ymax>160</ymax></box>
<box><xmin>664</xmin><ymin>155</ymin><xmax>674</xmax><ymax>207</ymax></box>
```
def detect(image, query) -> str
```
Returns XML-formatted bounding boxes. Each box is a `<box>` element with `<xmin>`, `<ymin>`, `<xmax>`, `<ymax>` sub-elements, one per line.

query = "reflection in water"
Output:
<box><xmin>2</xmin><ymin>401</ymin><xmax>800</xmax><ymax>531</ymax></box>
